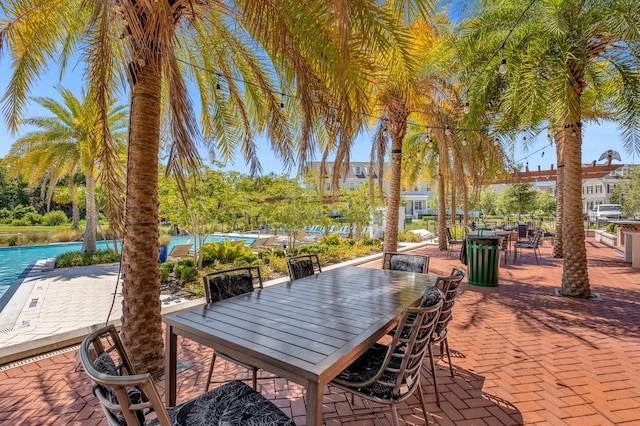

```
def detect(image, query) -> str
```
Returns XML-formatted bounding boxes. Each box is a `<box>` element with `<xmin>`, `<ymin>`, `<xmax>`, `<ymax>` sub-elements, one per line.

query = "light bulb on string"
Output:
<box><xmin>462</xmin><ymin>136</ymin><xmax>467</xmax><ymax>146</ymax></box>
<box><xmin>464</xmin><ymin>101</ymin><xmax>470</xmax><ymax>114</ymax></box>
<box><xmin>445</xmin><ymin>125</ymin><xmax>451</xmax><ymax>136</ymax></box>
<box><xmin>541</xmin><ymin>149</ymin><xmax>545</xmax><ymax>158</ymax></box>
<box><xmin>499</xmin><ymin>57</ymin><xmax>508</xmax><ymax>75</ymax></box>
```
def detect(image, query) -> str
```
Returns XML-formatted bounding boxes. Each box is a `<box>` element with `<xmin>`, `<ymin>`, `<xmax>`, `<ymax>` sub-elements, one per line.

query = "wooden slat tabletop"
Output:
<box><xmin>164</xmin><ymin>265</ymin><xmax>437</xmax><ymax>425</ymax></box>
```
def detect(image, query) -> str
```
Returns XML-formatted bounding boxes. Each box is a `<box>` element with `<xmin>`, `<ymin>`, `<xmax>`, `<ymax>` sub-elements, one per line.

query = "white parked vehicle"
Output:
<box><xmin>588</xmin><ymin>204</ymin><xmax>623</xmax><ymax>222</ymax></box>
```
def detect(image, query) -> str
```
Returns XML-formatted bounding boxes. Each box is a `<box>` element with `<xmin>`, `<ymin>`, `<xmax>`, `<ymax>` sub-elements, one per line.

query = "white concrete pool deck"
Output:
<box><xmin>0</xmin><ymin>240</ymin><xmax>432</xmax><ymax>367</ymax></box>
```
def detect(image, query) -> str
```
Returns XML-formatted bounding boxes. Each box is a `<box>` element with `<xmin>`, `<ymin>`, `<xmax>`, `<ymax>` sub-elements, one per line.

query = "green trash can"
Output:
<box><xmin>466</xmin><ymin>237</ymin><xmax>500</xmax><ymax>287</ymax></box>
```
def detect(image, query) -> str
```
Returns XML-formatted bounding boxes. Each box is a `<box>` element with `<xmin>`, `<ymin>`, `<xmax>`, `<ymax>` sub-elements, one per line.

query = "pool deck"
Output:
<box><xmin>0</xmin><ymin>238</ymin><xmax>639</xmax><ymax>425</ymax></box>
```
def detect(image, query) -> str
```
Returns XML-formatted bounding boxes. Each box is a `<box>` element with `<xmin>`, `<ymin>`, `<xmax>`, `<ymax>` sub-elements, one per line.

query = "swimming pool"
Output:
<box><xmin>0</xmin><ymin>234</ymin><xmax>255</xmax><ymax>299</ymax></box>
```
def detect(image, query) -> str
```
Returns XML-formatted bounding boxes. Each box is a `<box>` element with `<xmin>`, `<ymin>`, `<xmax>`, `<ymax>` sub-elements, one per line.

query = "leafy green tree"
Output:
<box><xmin>456</xmin><ymin>0</ymin><xmax>640</xmax><ymax>298</ymax></box>
<box><xmin>2</xmin><ymin>88</ymin><xmax>127</xmax><ymax>251</ymax></box>
<box><xmin>612</xmin><ymin>167</ymin><xmax>640</xmax><ymax>219</ymax></box>
<box><xmin>478</xmin><ymin>187</ymin><xmax>499</xmax><ymax>216</ymax></box>
<box><xmin>0</xmin><ymin>165</ymin><xmax>31</xmax><ymax>210</ymax></box>
<box><xmin>496</xmin><ymin>184</ymin><xmax>536</xmax><ymax>218</ymax></box>
<box><xmin>535</xmin><ymin>189</ymin><xmax>556</xmax><ymax>217</ymax></box>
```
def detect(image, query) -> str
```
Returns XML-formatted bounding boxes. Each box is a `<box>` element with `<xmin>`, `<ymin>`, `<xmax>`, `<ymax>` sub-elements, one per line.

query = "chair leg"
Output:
<box><xmin>205</xmin><ymin>351</ymin><xmax>217</xmax><ymax>392</ymax></box>
<box><xmin>417</xmin><ymin>382</ymin><xmax>429</xmax><ymax>422</ymax></box>
<box><xmin>390</xmin><ymin>403</ymin><xmax>400</xmax><ymax>426</ymax></box>
<box><xmin>444</xmin><ymin>337</ymin><xmax>454</xmax><ymax>378</ymax></box>
<box><xmin>252</xmin><ymin>367</ymin><xmax>258</xmax><ymax>389</ymax></box>
<box><xmin>428</xmin><ymin>343</ymin><xmax>440</xmax><ymax>407</ymax></box>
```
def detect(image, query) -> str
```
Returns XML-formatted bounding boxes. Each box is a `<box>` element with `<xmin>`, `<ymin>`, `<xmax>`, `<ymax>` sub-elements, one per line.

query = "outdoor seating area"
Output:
<box><xmin>1</xmin><ymin>238</ymin><xmax>639</xmax><ymax>425</ymax></box>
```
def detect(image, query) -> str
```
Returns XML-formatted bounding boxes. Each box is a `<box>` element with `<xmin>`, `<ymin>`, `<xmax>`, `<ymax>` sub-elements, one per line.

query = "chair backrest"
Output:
<box><xmin>531</xmin><ymin>228</ymin><xmax>544</xmax><ymax>246</ymax></box>
<box><xmin>368</xmin><ymin>287</ymin><xmax>443</xmax><ymax>400</ymax></box>
<box><xmin>202</xmin><ymin>266</ymin><xmax>263</xmax><ymax>303</ymax></box>
<box><xmin>286</xmin><ymin>254</ymin><xmax>322</xmax><ymax>281</ymax></box>
<box><xmin>445</xmin><ymin>227</ymin><xmax>454</xmax><ymax>242</ymax></box>
<box><xmin>382</xmin><ymin>252</ymin><xmax>429</xmax><ymax>274</ymax></box>
<box><xmin>517</xmin><ymin>223</ymin><xmax>528</xmax><ymax>239</ymax></box>
<box><xmin>79</xmin><ymin>325</ymin><xmax>171</xmax><ymax>425</ymax></box>
<box><xmin>433</xmin><ymin>267</ymin><xmax>466</xmax><ymax>339</ymax></box>
<box><xmin>168</xmin><ymin>243</ymin><xmax>192</xmax><ymax>257</ymax></box>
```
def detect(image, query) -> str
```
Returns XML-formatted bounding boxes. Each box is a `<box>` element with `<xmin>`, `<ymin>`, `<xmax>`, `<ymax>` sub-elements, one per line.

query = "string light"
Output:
<box><xmin>445</xmin><ymin>125</ymin><xmax>451</xmax><ymax>136</ymax></box>
<box><xmin>464</xmin><ymin>101</ymin><xmax>470</xmax><ymax>114</ymax></box>
<box><xmin>499</xmin><ymin>57</ymin><xmax>508</xmax><ymax>75</ymax></box>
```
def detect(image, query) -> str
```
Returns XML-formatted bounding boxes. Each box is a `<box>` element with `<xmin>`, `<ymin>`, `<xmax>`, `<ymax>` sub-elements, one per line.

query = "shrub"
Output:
<box><xmin>11</xmin><ymin>219</ymin><xmax>26</xmax><ymax>226</ymax></box>
<box><xmin>21</xmin><ymin>212</ymin><xmax>42</xmax><ymax>225</ymax></box>
<box><xmin>201</xmin><ymin>239</ymin><xmax>254</xmax><ymax>266</ymax></box>
<box><xmin>272</xmin><ymin>248</ymin><xmax>286</xmax><ymax>257</ymax></box>
<box><xmin>178</xmin><ymin>265</ymin><xmax>198</xmax><ymax>282</ymax></box>
<box><xmin>160</xmin><ymin>266</ymin><xmax>170</xmax><ymax>283</ymax></box>
<box><xmin>320</xmin><ymin>233</ymin><xmax>341</xmax><ymax>246</ymax></box>
<box><xmin>55</xmin><ymin>249</ymin><xmax>120</xmax><ymax>268</ymax></box>
<box><xmin>606</xmin><ymin>222</ymin><xmax>619</xmax><ymax>233</ymax></box>
<box><xmin>398</xmin><ymin>231</ymin><xmax>419</xmax><ymax>242</ymax></box>
<box><xmin>42</xmin><ymin>211</ymin><xmax>68</xmax><ymax>226</ymax></box>
<box><xmin>177</xmin><ymin>257</ymin><xmax>195</xmax><ymax>268</ymax></box>
<box><xmin>7</xmin><ymin>236</ymin><xmax>17</xmax><ymax>246</ymax></box>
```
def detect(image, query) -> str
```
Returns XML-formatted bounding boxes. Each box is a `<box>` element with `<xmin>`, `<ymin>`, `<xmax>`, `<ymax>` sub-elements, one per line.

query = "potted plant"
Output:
<box><xmin>158</xmin><ymin>234</ymin><xmax>172</xmax><ymax>263</ymax></box>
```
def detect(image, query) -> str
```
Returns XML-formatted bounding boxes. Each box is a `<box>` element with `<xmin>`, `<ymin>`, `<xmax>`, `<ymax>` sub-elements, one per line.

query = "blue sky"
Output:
<box><xmin>0</xmin><ymin>59</ymin><xmax>636</xmax><ymax>176</ymax></box>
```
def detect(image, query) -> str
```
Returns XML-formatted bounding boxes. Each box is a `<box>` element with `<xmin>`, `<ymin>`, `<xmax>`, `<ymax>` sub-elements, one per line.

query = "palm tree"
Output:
<box><xmin>456</xmin><ymin>0</ymin><xmax>640</xmax><ymax>298</ymax></box>
<box><xmin>1</xmin><ymin>0</ymin><xmax>429</xmax><ymax>375</ymax></box>
<box><xmin>2</xmin><ymin>87</ymin><xmax>127</xmax><ymax>251</ymax></box>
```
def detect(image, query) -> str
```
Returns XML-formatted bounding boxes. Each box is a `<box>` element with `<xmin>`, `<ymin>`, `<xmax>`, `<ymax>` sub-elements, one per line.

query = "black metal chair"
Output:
<box><xmin>286</xmin><ymin>254</ymin><xmax>322</xmax><ymax>281</ymax></box>
<box><xmin>382</xmin><ymin>252</ymin><xmax>429</xmax><ymax>274</ymax></box>
<box><xmin>426</xmin><ymin>267</ymin><xmax>466</xmax><ymax>406</ymax></box>
<box><xmin>202</xmin><ymin>266</ymin><xmax>263</xmax><ymax>390</ymax></box>
<box><xmin>513</xmin><ymin>228</ymin><xmax>544</xmax><ymax>264</ymax></box>
<box><xmin>79</xmin><ymin>325</ymin><xmax>294</xmax><ymax>426</ymax></box>
<box><xmin>329</xmin><ymin>286</ymin><xmax>444</xmax><ymax>425</ymax></box>
<box><xmin>445</xmin><ymin>227</ymin><xmax>464</xmax><ymax>257</ymax></box>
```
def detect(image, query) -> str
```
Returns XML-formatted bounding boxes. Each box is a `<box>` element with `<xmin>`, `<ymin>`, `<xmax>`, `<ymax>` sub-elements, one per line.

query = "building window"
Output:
<box><xmin>607</xmin><ymin>184</ymin><xmax>615</xmax><ymax>194</ymax></box>
<box><xmin>414</xmin><ymin>201</ymin><xmax>423</xmax><ymax>210</ymax></box>
<box><xmin>348</xmin><ymin>182</ymin><xmax>357</xmax><ymax>191</ymax></box>
<box><xmin>595</xmin><ymin>185</ymin><xmax>603</xmax><ymax>194</ymax></box>
<box><xmin>586</xmin><ymin>186</ymin><xmax>593</xmax><ymax>194</ymax></box>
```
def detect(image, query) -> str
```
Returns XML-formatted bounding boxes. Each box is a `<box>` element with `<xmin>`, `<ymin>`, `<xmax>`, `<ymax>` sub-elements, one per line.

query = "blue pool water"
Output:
<box><xmin>0</xmin><ymin>234</ymin><xmax>255</xmax><ymax>299</ymax></box>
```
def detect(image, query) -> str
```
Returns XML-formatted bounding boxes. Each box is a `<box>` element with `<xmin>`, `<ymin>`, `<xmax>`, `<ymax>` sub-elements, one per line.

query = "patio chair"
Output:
<box><xmin>382</xmin><ymin>252</ymin><xmax>429</xmax><ymax>274</ymax></box>
<box><xmin>202</xmin><ymin>266</ymin><xmax>264</xmax><ymax>390</ymax></box>
<box><xmin>329</xmin><ymin>286</ymin><xmax>444</xmax><ymax>425</ymax></box>
<box><xmin>79</xmin><ymin>324</ymin><xmax>294</xmax><ymax>426</ymax></box>
<box><xmin>166</xmin><ymin>243</ymin><xmax>193</xmax><ymax>262</ymax></box>
<box><xmin>445</xmin><ymin>227</ymin><xmax>464</xmax><ymax>257</ymax></box>
<box><xmin>286</xmin><ymin>254</ymin><xmax>322</xmax><ymax>281</ymax></box>
<box><xmin>513</xmin><ymin>228</ymin><xmax>544</xmax><ymax>264</ymax></box>
<box><xmin>426</xmin><ymin>267</ymin><xmax>466</xmax><ymax>406</ymax></box>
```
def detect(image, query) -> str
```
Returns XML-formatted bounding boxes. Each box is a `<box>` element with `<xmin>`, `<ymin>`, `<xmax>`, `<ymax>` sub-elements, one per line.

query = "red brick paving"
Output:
<box><xmin>0</xmin><ymin>237</ymin><xmax>639</xmax><ymax>425</ymax></box>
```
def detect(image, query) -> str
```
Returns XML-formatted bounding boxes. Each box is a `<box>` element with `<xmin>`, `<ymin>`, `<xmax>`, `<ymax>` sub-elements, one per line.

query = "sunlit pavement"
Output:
<box><xmin>0</xmin><ymin>237</ymin><xmax>638</xmax><ymax>425</ymax></box>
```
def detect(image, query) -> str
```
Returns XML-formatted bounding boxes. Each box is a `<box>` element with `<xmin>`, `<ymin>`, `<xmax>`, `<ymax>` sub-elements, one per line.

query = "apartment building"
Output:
<box><xmin>304</xmin><ymin>161</ymin><xmax>434</xmax><ymax>218</ymax></box>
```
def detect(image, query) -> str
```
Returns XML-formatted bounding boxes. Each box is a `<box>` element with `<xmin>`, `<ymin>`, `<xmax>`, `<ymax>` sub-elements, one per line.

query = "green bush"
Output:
<box><xmin>606</xmin><ymin>222</ymin><xmax>619</xmax><ymax>233</ymax></box>
<box><xmin>160</xmin><ymin>262</ymin><xmax>174</xmax><ymax>282</ymax></box>
<box><xmin>201</xmin><ymin>239</ymin><xmax>254</xmax><ymax>266</ymax></box>
<box><xmin>42</xmin><ymin>211</ymin><xmax>68</xmax><ymax>226</ymax></box>
<box><xmin>7</xmin><ymin>236</ymin><xmax>17</xmax><ymax>246</ymax></box>
<box><xmin>398</xmin><ymin>231</ymin><xmax>419</xmax><ymax>242</ymax></box>
<box><xmin>178</xmin><ymin>266</ymin><xmax>198</xmax><ymax>282</ymax></box>
<box><xmin>11</xmin><ymin>219</ymin><xmax>26</xmax><ymax>226</ymax></box>
<box><xmin>55</xmin><ymin>249</ymin><xmax>120</xmax><ymax>268</ymax></box>
<box><xmin>320</xmin><ymin>233</ymin><xmax>341</xmax><ymax>246</ymax></box>
<box><xmin>177</xmin><ymin>257</ymin><xmax>195</xmax><ymax>268</ymax></box>
<box><xmin>272</xmin><ymin>248</ymin><xmax>286</xmax><ymax>257</ymax></box>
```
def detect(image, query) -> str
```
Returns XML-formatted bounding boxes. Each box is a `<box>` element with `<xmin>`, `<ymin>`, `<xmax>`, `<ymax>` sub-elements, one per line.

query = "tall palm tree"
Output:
<box><xmin>1</xmin><ymin>0</ymin><xmax>429</xmax><ymax>375</ymax></box>
<box><xmin>456</xmin><ymin>0</ymin><xmax>640</xmax><ymax>298</ymax></box>
<box><xmin>2</xmin><ymin>87</ymin><xmax>127</xmax><ymax>251</ymax></box>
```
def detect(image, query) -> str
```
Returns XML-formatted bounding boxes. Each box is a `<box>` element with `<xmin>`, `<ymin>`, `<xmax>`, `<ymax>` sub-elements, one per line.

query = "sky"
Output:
<box><xmin>1</xmin><ymin>59</ymin><xmax>636</xmax><ymax>177</ymax></box>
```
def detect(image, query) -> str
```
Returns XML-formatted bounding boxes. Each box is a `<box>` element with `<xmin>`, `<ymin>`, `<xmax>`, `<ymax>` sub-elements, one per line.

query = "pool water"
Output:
<box><xmin>0</xmin><ymin>234</ymin><xmax>255</xmax><ymax>299</ymax></box>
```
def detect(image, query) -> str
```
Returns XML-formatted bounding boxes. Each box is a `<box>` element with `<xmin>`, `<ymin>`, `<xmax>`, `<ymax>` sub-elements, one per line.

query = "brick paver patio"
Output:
<box><xmin>0</xmin><ymin>237</ymin><xmax>638</xmax><ymax>425</ymax></box>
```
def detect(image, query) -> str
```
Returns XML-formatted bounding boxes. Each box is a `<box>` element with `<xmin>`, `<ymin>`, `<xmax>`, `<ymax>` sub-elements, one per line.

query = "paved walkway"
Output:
<box><xmin>0</xmin><ymin>238</ymin><xmax>639</xmax><ymax>425</ymax></box>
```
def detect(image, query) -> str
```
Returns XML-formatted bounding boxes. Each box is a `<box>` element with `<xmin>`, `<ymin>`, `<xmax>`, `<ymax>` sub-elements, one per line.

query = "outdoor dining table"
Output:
<box><xmin>163</xmin><ymin>264</ymin><xmax>437</xmax><ymax>426</ymax></box>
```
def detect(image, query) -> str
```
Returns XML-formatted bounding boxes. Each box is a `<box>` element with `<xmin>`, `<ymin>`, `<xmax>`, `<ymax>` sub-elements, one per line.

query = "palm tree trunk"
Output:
<box><xmin>120</xmin><ymin>59</ymin><xmax>165</xmax><ymax>377</ymax></box>
<box><xmin>383</xmin><ymin>103</ymin><xmax>409</xmax><ymax>253</ymax></box>
<box><xmin>81</xmin><ymin>164</ymin><xmax>97</xmax><ymax>253</ymax></box>
<box><xmin>68</xmin><ymin>172</ymin><xmax>80</xmax><ymax>230</ymax></box>
<box><xmin>552</xmin><ymin>130</ymin><xmax>564</xmax><ymax>258</ymax></box>
<box><xmin>561</xmin><ymin>123</ymin><xmax>591</xmax><ymax>298</ymax></box>
<box><xmin>451</xmin><ymin>183</ymin><xmax>457</xmax><ymax>226</ymax></box>
<box><xmin>437</xmin><ymin>168</ymin><xmax>447</xmax><ymax>251</ymax></box>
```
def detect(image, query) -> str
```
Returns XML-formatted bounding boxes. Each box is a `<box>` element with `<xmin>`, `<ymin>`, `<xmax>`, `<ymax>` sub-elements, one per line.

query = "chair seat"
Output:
<box><xmin>333</xmin><ymin>343</ymin><xmax>401</xmax><ymax>400</ymax></box>
<box><xmin>158</xmin><ymin>380</ymin><xmax>295</xmax><ymax>426</ymax></box>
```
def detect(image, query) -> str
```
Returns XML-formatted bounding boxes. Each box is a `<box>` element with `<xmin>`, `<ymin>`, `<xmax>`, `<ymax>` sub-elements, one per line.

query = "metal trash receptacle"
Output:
<box><xmin>466</xmin><ymin>237</ymin><xmax>501</xmax><ymax>286</ymax></box>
